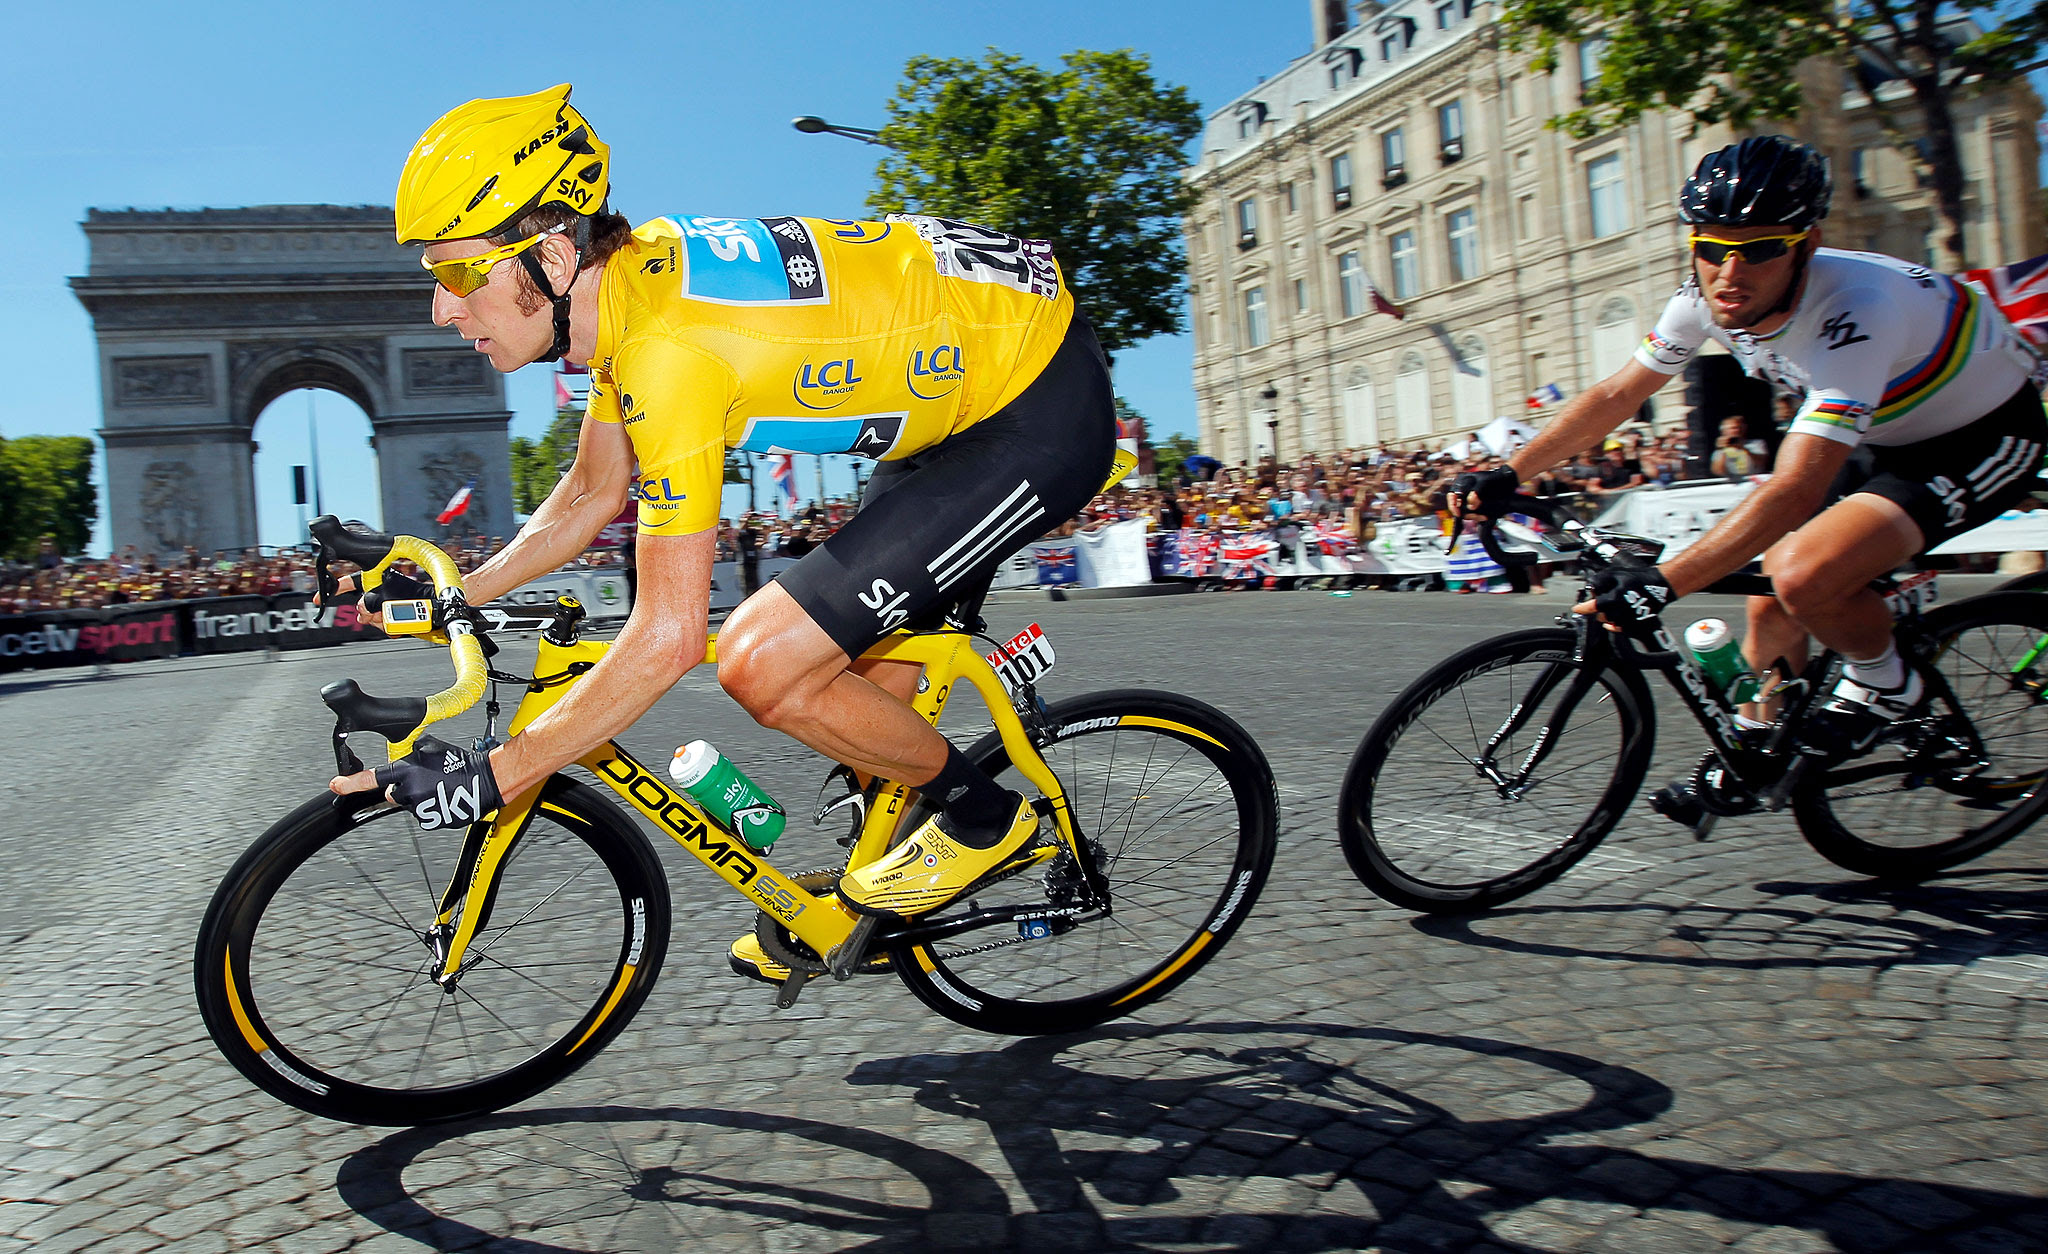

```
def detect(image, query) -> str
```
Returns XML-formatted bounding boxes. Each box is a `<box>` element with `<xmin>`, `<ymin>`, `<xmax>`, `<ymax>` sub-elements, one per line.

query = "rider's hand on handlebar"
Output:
<box><xmin>1451</xmin><ymin>467</ymin><xmax>1520</xmax><ymax>520</ymax></box>
<box><xmin>1575</xmin><ymin>562</ymin><xmax>1675</xmax><ymax>634</ymax></box>
<box><xmin>330</xmin><ymin>734</ymin><xmax>504</xmax><ymax>829</ymax></box>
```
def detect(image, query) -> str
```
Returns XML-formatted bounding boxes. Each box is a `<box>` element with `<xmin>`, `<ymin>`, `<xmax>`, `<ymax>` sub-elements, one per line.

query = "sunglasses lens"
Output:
<box><xmin>429</xmin><ymin>259</ymin><xmax>487</xmax><ymax>296</ymax></box>
<box><xmin>1694</xmin><ymin>237</ymin><xmax>1795</xmax><ymax>265</ymax></box>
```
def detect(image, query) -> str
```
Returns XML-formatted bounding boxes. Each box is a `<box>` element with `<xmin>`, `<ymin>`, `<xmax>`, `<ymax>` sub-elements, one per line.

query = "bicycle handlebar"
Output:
<box><xmin>308</xmin><ymin>514</ymin><xmax>486</xmax><ymax>762</ymax></box>
<box><xmin>1472</xmin><ymin>494</ymin><xmax>1580</xmax><ymax>569</ymax></box>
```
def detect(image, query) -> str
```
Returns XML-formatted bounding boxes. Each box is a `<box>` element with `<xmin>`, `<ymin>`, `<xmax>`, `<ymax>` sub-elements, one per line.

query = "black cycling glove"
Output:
<box><xmin>1587</xmin><ymin>563</ymin><xmax>1676</xmax><ymax>634</ymax></box>
<box><xmin>1451</xmin><ymin>467</ymin><xmax>1520</xmax><ymax>518</ymax></box>
<box><xmin>374</xmin><ymin>735</ymin><xmax>504</xmax><ymax>830</ymax></box>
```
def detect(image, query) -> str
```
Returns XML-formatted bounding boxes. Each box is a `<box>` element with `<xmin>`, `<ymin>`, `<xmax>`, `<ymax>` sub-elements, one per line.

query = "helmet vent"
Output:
<box><xmin>561</xmin><ymin>126</ymin><xmax>596</xmax><ymax>156</ymax></box>
<box><xmin>578</xmin><ymin>161</ymin><xmax>603</xmax><ymax>185</ymax></box>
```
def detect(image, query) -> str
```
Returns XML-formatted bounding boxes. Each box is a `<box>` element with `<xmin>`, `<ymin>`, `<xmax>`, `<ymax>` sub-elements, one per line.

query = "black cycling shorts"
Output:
<box><xmin>1849</xmin><ymin>384</ymin><xmax>2047</xmax><ymax>549</ymax></box>
<box><xmin>777</xmin><ymin>313</ymin><xmax>1117</xmax><ymax>659</ymax></box>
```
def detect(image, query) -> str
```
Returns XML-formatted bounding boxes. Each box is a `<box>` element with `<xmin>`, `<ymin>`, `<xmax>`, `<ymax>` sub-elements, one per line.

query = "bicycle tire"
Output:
<box><xmin>1338</xmin><ymin>627</ymin><xmax>1656</xmax><ymax>913</ymax></box>
<box><xmin>889</xmin><ymin>690</ymin><xmax>1277</xmax><ymax>1035</ymax></box>
<box><xmin>195</xmin><ymin>775</ymin><xmax>670</xmax><ymax>1125</ymax></box>
<box><xmin>1794</xmin><ymin>591</ymin><xmax>2048</xmax><ymax>879</ymax></box>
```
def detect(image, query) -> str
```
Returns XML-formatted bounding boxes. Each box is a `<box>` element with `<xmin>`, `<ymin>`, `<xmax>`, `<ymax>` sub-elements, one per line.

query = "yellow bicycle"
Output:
<box><xmin>195</xmin><ymin>517</ymin><xmax>1277</xmax><ymax>1124</ymax></box>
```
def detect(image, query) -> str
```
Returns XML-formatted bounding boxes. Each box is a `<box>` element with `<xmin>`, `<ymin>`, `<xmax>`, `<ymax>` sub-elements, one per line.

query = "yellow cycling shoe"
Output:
<box><xmin>839</xmin><ymin>795</ymin><xmax>1041</xmax><ymax>920</ymax></box>
<box><xmin>728</xmin><ymin>933</ymin><xmax>791</xmax><ymax>985</ymax></box>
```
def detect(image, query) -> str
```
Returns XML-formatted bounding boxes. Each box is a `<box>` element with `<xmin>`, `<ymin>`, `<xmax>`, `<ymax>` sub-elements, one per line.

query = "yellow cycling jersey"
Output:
<box><xmin>586</xmin><ymin>214</ymin><xmax>1075</xmax><ymax>537</ymax></box>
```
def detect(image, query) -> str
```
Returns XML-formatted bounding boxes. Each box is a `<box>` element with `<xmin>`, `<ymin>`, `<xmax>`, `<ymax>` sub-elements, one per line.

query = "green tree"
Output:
<box><xmin>0</xmin><ymin>435</ymin><xmax>96</xmax><ymax>559</ymax></box>
<box><xmin>508</xmin><ymin>411</ymin><xmax>585</xmax><ymax>515</ymax></box>
<box><xmin>868</xmin><ymin>47</ymin><xmax>1203</xmax><ymax>355</ymax></box>
<box><xmin>1151</xmin><ymin>432</ymin><xmax>1202</xmax><ymax>486</ymax></box>
<box><xmin>1503</xmin><ymin>0</ymin><xmax>2048</xmax><ymax>269</ymax></box>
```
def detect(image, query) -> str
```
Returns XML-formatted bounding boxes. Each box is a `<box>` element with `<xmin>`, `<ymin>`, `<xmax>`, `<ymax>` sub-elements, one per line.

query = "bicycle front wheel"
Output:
<box><xmin>195</xmin><ymin>776</ymin><xmax>670</xmax><ymax>1125</ymax></box>
<box><xmin>1339</xmin><ymin>627</ymin><xmax>1656</xmax><ymax>913</ymax></box>
<box><xmin>890</xmin><ymin>690</ymin><xmax>1277</xmax><ymax>1035</ymax></box>
<box><xmin>1794</xmin><ymin>592</ymin><xmax>2048</xmax><ymax>878</ymax></box>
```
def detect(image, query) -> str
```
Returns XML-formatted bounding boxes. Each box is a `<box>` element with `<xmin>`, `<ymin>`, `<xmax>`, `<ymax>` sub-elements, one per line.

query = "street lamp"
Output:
<box><xmin>1258</xmin><ymin>383</ymin><xmax>1280</xmax><ymax>461</ymax></box>
<box><xmin>792</xmin><ymin>115</ymin><xmax>887</xmax><ymax>146</ymax></box>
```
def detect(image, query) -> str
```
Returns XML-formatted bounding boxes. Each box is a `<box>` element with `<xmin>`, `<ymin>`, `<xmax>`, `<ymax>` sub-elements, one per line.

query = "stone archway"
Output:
<box><xmin>71</xmin><ymin>206</ymin><xmax>513</xmax><ymax>556</ymax></box>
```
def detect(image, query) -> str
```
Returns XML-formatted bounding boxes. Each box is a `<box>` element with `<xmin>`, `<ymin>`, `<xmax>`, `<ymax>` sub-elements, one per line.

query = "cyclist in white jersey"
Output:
<box><xmin>1458</xmin><ymin>135</ymin><xmax>2045</xmax><ymax>756</ymax></box>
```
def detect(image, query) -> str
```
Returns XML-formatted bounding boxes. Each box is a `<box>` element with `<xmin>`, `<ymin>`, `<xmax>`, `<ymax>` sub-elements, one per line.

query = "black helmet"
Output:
<box><xmin>1678</xmin><ymin>135</ymin><xmax>1832</xmax><ymax>229</ymax></box>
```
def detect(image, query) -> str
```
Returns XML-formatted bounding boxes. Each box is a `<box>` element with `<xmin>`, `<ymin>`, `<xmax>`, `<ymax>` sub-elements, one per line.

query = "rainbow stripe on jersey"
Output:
<box><xmin>1876</xmin><ymin>278</ymin><xmax>1979</xmax><ymax>424</ymax></box>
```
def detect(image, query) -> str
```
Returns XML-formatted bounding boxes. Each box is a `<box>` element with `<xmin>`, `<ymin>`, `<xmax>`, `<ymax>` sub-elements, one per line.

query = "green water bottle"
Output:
<box><xmin>669</xmin><ymin>740</ymin><xmax>786</xmax><ymax>853</ymax></box>
<box><xmin>1684</xmin><ymin>617</ymin><xmax>1760</xmax><ymax>704</ymax></box>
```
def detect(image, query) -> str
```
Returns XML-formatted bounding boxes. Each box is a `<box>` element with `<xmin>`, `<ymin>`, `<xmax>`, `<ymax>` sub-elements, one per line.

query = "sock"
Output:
<box><xmin>918</xmin><ymin>743</ymin><xmax>1018</xmax><ymax>844</ymax></box>
<box><xmin>1842</xmin><ymin>642</ymin><xmax>1905</xmax><ymax>691</ymax></box>
<box><xmin>1734</xmin><ymin>714</ymin><xmax>1769</xmax><ymax>731</ymax></box>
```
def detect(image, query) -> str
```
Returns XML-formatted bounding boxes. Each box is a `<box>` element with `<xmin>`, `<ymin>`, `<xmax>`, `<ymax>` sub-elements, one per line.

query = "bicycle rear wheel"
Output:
<box><xmin>195</xmin><ymin>776</ymin><xmax>669</xmax><ymax>1124</ymax></box>
<box><xmin>1339</xmin><ymin>627</ymin><xmax>1656</xmax><ymax>913</ymax></box>
<box><xmin>1794</xmin><ymin>592</ymin><xmax>2048</xmax><ymax>878</ymax></box>
<box><xmin>890</xmin><ymin>690</ymin><xmax>1277</xmax><ymax>1035</ymax></box>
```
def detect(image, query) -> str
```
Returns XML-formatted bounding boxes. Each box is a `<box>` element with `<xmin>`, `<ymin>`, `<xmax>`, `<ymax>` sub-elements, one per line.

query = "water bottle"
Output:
<box><xmin>669</xmin><ymin>740</ymin><xmax>786</xmax><ymax>853</ymax></box>
<box><xmin>1684</xmin><ymin>618</ymin><xmax>1760</xmax><ymax>705</ymax></box>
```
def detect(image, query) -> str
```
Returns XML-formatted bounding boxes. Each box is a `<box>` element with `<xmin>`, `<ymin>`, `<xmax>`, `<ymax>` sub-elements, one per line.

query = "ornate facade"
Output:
<box><xmin>1186</xmin><ymin>0</ymin><xmax>2045</xmax><ymax>463</ymax></box>
<box><xmin>71</xmin><ymin>206</ymin><xmax>514</xmax><ymax>556</ymax></box>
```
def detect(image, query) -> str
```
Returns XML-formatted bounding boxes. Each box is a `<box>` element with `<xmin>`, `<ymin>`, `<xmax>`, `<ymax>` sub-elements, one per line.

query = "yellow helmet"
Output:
<box><xmin>395</xmin><ymin>83</ymin><xmax>609</xmax><ymax>244</ymax></box>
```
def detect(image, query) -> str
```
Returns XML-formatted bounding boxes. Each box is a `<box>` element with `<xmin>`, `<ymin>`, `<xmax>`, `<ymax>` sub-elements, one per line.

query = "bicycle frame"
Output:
<box><xmin>417</xmin><ymin>625</ymin><xmax>1086</xmax><ymax>1009</ymax></box>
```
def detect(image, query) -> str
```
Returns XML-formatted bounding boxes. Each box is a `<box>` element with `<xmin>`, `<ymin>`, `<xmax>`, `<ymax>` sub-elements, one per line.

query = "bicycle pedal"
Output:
<box><xmin>773</xmin><ymin>970</ymin><xmax>814</xmax><ymax>1010</ymax></box>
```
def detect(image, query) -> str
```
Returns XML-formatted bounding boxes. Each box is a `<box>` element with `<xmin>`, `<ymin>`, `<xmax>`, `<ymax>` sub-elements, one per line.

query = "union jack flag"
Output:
<box><xmin>1034</xmin><ymin>541</ymin><xmax>1079</xmax><ymax>585</ymax></box>
<box><xmin>1219</xmin><ymin>536</ymin><xmax>1276</xmax><ymax>579</ymax></box>
<box><xmin>769</xmin><ymin>454</ymin><xmax>798</xmax><ymax>509</ymax></box>
<box><xmin>1964</xmin><ymin>254</ymin><xmax>2048</xmax><ymax>350</ymax></box>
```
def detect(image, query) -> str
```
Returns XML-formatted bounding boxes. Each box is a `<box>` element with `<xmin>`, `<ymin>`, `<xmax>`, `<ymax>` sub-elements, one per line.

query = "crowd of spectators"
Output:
<box><xmin>4</xmin><ymin>418</ymin><xmax>1779</xmax><ymax>613</ymax></box>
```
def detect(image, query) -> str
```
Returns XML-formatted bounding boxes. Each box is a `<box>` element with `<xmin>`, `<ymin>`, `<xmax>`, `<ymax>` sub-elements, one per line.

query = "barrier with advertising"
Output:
<box><xmin>0</xmin><ymin>604</ymin><xmax>184</xmax><ymax>671</ymax></box>
<box><xmin>1589</xmin><ymin>477</ymin><xmax>2048</xmax><ymax>557</ymax></box>
<box><xmin>189</xmin><ymin>595</ymin><xmax>381</xmax><ymax>654</ymax></box>
<box><xmin>486</xmin><ymin>570</ymin><xmax>634</xmax><ymax>620</ymax></box>
<box><xmin>1074</xmin><ymin>519</ymin><xmax>1152</xmax><ymax>588</ymax></box>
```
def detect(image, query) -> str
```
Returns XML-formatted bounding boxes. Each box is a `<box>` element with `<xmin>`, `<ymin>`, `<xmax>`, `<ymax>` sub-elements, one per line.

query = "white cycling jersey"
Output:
<box><xmin>1634</xmin><ymin>248</ymin><xmax>2039</xmax><ymax>448</ymax></box>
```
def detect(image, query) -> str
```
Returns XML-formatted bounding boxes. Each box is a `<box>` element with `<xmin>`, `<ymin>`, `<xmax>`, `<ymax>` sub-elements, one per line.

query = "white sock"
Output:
<box><xmin>1843</xmin><ymin>642</ymin><xmax>1905</xmax><ymax>690</ymax></box>
<box><xmin>1734</xmin><ymin>714</ymin><xmax>1769</xmax><ymax>731</ymax></box>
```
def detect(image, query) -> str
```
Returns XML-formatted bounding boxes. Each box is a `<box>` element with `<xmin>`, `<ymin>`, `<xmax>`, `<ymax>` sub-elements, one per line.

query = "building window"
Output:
<box><xmin>1516</xmin><ymin>193</ymin><xmax>1537</xmax><ymax>241</ymax></box>
<box><xmin>1337</xmin><ymin>251</ymin><xmax>1366</xmax><ymax>318</ymax></box>
<box><xmin>1447</xmin><ymin>207</ymin><xmax>1479</xmax><ymax>283</ymax></box>
<box><xmin>1238</xmin><ymin>113</ymin><xmax>1255</xmax><ymax>140</ymax></box>
<box><xmin>1331</xmin><ymin>152</ymin><xmax>1353</xmax><ymax>208</ymax></box>
<box><xmin>1577</xmin><ymin>35</ymin><xmax>1608</xmax><ymax>104</ymax></box>
<box><xmin>1436</xmin><ymin>3</ymin><xmax>1456</xmax><ymax>29</ymax></box>
<box><xmin>1587</xmin><ymin>154</ymin><xmax>1629</xmax><ymax>239</ymax></box>
<box><xmin>1244</xmin><ymin>287</ymin><xmax>1270</xmax><ymax>347</ymax></box>
<box><xmin>1237</xmin><ymin>197</ymin><xmax>1258</xmax><ymax>248</ymax></box>
<box><xmin>1851</xmin><ymin>148</ymin><xmax>1870</xmax><ymax>198</ymax></box>
<box><xmin>1389</xmin><ymin>230</ymin><xmax>1419</xmax><ymax>300</ymax></box>
<box><xmin>1284</xmin><ymin>181</ymin><xmax>1298</xmax><ymax>213</ymax></box>
<box><xmin>1381</xmin><ymin>128</ymin><xmax>1406</xmax><ymax>187</ymax></box>
<box><xmin>1437</xmin><ymin>99</ymin><xmax>1464</xmax><ymax>163</ymax></box>
<box><xmin>1295</xmin><ymin>277</ymin><xmax>1310</xmax><ymax>312</ymax></box>
<box><xmin>1507</xmin><ymin>75</ymin><xmax>1524</xmax><ymax>117</ymax></box>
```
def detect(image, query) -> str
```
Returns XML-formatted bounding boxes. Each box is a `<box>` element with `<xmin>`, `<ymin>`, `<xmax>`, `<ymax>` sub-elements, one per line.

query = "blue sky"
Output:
<box><xmin>5</xmin><ymin>0</ymin><xmax>1309</xmax><ymax>549</ymax></box>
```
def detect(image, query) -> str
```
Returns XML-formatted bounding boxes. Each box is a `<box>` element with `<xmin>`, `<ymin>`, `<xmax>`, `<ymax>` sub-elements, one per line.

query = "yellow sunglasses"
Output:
<box><xmin>1690</xmin><ymin>230</ymin><xmax>1809</xmax><ymax>266</ymax></box>
<box><xmin>422</xmin><ymin>225</ymin><xmax>567</xmax><ymax>297</ymax></box>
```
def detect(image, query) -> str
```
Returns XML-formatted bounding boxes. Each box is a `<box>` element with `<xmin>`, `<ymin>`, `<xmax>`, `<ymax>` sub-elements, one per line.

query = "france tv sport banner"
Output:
<box><xmin>0</xmin><ymin>605</ymin><xmax>182</xmax><ymax>671</ymax></box>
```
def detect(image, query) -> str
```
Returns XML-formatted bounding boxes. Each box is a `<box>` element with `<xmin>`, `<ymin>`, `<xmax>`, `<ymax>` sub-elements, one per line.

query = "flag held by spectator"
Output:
<box><xmin>769</xmin><ymin>454</ymin><xmax>798</xmax><ymax>509</ymax></box>
<box><xmin>1963</xmin><ymin>254</ymin><xmax>2048</xmax><ymax>350</ymax></box>
<box><xmin>1527</xmin><ymin>383</ymin><xmax>1565</xmax><ymax>410</ymax></box>
<box><xmin>436</xmin><ymin>479</ymin><xmax>476</xmax><ymax>525</ymax></box>
<box><xmin>554</xmin><ymin>374</ymin><xmax>574</xmax><ymax>410</ymax></box>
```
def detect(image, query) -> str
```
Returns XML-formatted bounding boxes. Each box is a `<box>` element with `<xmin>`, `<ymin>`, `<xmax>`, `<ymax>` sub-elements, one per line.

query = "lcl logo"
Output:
<box><xmin>795</xmin><ymin>358</ymin><xmax>862</xmax><ymax>410</ymax></box>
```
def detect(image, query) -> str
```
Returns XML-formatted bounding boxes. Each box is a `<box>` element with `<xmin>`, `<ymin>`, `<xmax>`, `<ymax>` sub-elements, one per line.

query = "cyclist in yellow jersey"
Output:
<box><xmin>331</xmin><ymin>85</ymin><xmax>1116</xmax><ymax>953</ymax></box>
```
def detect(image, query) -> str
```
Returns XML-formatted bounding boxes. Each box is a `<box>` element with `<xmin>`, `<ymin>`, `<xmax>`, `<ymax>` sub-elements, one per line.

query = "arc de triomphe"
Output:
<box><xmin>70</xmin><ymin>205</ymin><xmax>514</xmax><ymax>556</ymax></box>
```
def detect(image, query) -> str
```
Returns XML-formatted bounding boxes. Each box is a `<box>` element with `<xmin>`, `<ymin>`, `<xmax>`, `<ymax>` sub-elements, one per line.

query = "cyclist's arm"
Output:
<box><xmin>1656</xmin><ymin>432</ymin><xmax>1855</xmax><ymax>596</ymax></box>
<box><xmin>484</xmin><ymin>526</ymin><xmax>716</xmax><ymax>801</ymax></box>
<box><xmin>1507</xmin><ymin>360</ymin><xmax>1670</xmax><ymax>483</ymax></box>
<box><xmin>461</xmin><ymin>414</ymin><xmax>634</xmax><ymax>606</ymax></box>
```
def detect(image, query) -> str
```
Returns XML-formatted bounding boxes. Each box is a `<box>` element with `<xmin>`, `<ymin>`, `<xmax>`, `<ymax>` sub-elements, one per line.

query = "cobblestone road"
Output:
<box><xmin>2</xmin><ymin>590</ymin><xmax>2044</xmax><ymax>1253</ymax></box>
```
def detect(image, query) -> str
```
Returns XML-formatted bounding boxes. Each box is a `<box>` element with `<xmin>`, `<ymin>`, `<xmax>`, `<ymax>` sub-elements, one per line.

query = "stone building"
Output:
<box><xmin>71</xmin><ymin>206</ymin><xmax>514</xmax><ymax>557</ymax></box>
<box><xmin>1184</xmin><ymin>0</ymin><xmax>2045</xmax><ymax>465</ymax></box>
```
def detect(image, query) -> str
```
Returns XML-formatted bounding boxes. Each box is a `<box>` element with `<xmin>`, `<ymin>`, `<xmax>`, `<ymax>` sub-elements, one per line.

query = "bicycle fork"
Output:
<box><xmin>1472</xmin><ymin>647</ymin><xmax>1607</xmax><ymax>800</ymax></box>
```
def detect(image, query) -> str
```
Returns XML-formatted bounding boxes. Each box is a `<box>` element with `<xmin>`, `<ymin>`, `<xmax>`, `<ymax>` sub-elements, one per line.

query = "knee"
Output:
<box><xmin>716</xmin><ymin>614</ymin><xmax>790</xmax><ymax>726</ymax></box>
<box><xmin>1769</xmin><ymin>554</ymin><xmax>1840</xmax><ymax>620</ymax></box>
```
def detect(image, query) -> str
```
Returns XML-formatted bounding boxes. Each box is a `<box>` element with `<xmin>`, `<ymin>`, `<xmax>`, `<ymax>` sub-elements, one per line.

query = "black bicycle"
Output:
<box><xmin>1339</xmin><ymin>496</ymin><xmax>2048</xmax><ymax>912</ymax></box>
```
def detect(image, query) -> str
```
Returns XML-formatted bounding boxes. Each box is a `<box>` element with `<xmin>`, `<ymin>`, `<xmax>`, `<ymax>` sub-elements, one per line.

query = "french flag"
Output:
<box><xmin>436</xmin><ymin>478</ymin><xmax>476</xmax><ymax>525</ymax></box>
<box><xmin>769</xmin><ymin>454</ymin><xmax>798</xmax><ymax>510</ymax></box>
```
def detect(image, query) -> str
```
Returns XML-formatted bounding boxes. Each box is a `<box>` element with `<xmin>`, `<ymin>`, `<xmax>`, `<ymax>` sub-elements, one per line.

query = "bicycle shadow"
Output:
<box><xmin>1406</xmin><ymin>868</ymin><xmax>2048</xmax><ymax>971</ymax></box>
<box><xmin>334</xmin><ymin>1104</ymin><xmax>1013</xmax><ymax>1254</ymax></box>
<box><xmin>846</xmin><ymin>1020</ymin><xmax>2048</xmax><ymax>1252</ymax></box>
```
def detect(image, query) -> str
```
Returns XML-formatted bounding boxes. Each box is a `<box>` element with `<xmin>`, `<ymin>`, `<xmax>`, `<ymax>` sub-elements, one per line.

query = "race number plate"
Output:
<box><xmin>1888</xmin><ymin>571</ymin><xmax>1938</xmax><ymax>616</ymax></box>
<box><xmin>985</xmin><ymin>623</ymin><xmax>1056</xmax><ymax>697</ymax></box>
